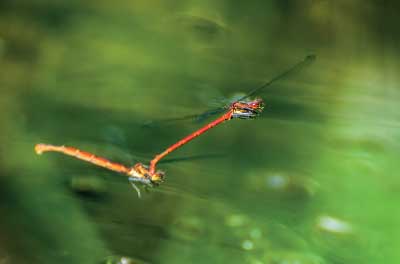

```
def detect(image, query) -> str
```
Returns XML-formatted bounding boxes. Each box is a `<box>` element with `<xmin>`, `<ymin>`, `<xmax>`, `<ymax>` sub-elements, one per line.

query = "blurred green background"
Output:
<box><xmin>0</xmin><ymin>1</ymin><xmax>399</xmax><ymax>263</ymax></box>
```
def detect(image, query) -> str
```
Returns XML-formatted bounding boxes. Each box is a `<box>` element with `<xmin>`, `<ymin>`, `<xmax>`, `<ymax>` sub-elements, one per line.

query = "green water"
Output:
<box><xmin>1</xmin><ymin>1</ymin><xmax>399</xmax><ymax>263</ymax></box>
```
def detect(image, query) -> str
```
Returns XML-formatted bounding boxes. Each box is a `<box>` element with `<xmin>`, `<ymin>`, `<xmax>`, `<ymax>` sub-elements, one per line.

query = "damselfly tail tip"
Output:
<box><xmin>34</xmin><ymin>143</ymin><xmax>45</xmax><ymax>155</ymax></box>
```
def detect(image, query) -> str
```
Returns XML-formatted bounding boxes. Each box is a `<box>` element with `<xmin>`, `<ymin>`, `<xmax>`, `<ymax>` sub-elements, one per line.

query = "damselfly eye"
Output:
<box><xmin>150</xmin><ymin>171</ymin><xmax>165</xmax><ymax>184</ymax></box>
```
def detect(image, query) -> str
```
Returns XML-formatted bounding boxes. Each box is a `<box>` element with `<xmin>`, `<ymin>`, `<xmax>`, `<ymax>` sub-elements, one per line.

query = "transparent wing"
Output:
<box><xmin>238</xmin><ymin>54</ymin><xmax>316</xmax><ymax>101</ymax></box>
<box><xmin>159</xmin><ymin>153</ymin><xmax>226</xmax><ymax>164</ymax></box>
<box><xmin>143</xmin><ymin>54</ymin><xmax>316</xmax><ymax>128</ymax></box>
<box><xmin>142</xmin><ymin>106</ymin><xmax>226</xmax><ymax>128</ymax></box>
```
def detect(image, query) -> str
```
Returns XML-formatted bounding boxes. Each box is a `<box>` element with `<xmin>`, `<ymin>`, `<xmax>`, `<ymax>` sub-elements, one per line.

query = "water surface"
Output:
<box><xmin>0</xmin><ymin>1</ymin><xmax>399</xmax><ymax>263</ymax></box>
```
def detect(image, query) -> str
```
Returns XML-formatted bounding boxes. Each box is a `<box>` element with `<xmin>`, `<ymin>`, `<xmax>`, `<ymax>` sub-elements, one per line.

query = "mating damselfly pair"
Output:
<box><xmin>35</xmin><ymin>55</ymin><xmax>315</xmax><ymax>197</ymax></box>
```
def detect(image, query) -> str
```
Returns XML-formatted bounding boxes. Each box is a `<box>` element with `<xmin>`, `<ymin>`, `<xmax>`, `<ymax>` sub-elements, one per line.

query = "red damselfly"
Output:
<box><xmin>145</xmin><ymin>54</ymin><xmax>316</xmax><ymax>126</ymax></box>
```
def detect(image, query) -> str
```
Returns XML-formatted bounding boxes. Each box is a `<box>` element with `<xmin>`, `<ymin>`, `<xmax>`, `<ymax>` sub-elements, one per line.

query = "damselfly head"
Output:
<box><xmin>130</xmin><ymin>163</ymin><xmax>165</xmax><ymax>185</ymax></box>
<box><xmin>149</xmin><ymin>170</ymin><xmax>165</xmax><ymax>185</ymax></box>
<box><xmin>231</xmin><ymin>98</ymin><xmax>264</xmax><ymax>119</ymax></box>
